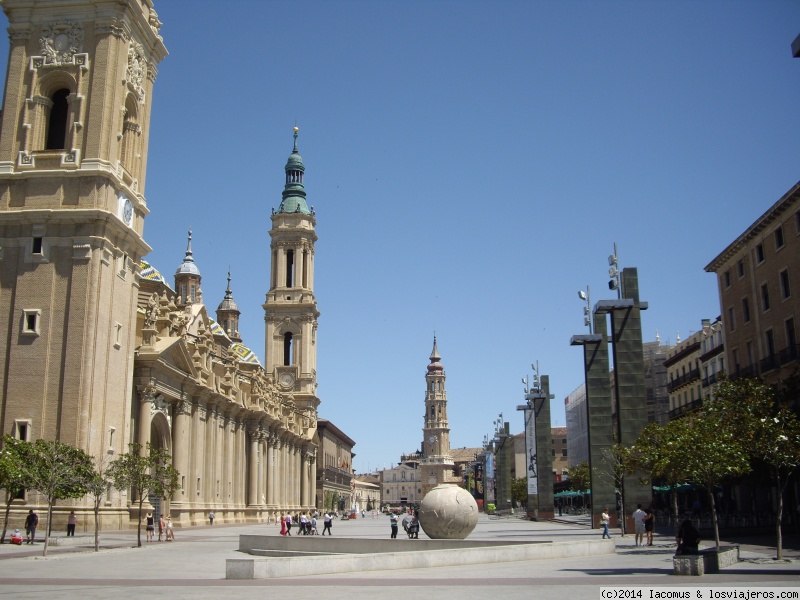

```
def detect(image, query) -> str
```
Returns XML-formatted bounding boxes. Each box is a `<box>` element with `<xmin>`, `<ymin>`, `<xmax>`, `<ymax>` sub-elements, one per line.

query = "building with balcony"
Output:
<box><xmin>705</xmin><ymin>181</ymin><xmax>799</xmax><ymax>387</ymax></box>
<box><xmin>314</xmin><ymin>419</ymin><xmax>355</xmax><ymax>513</ymax></box>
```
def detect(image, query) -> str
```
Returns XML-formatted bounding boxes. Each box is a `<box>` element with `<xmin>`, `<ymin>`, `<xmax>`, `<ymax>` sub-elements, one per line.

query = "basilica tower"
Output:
<box><xmin>420</xmin><ymin>336</ymin><xmax>455</xmax><ymax>496</ymax></box>
<box><xmin>0</xmin><ymin>0</ymin><xmax>166</xmax><ymax>465</ymax></box>
<box><xmin>263</xmin><ymin>127</ymin><xmax>320</xmax><ymax>412</ymax></box>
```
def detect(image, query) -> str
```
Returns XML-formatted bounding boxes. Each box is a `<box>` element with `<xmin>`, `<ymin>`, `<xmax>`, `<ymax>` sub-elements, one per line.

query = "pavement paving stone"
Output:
<box><xmin>0</xmin><ymin>513</ymin><xmax>796</xmax><ymax>599</ymax></box>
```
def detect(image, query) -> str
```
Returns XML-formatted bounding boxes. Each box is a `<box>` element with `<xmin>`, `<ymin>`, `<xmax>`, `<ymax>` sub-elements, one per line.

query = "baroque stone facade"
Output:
<box><xmin>0</xmin><ymin>0</ymin><xmax>320</xmax><ymax>531</ymax></box>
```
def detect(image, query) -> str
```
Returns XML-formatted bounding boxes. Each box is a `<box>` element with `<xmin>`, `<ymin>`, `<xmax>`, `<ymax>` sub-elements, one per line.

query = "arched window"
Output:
<box><xmin>283</xmin><ymin>332</ymin><xmax>293</xmax><ymax>365</ymax></box>
<box><xmin>45</xmin><ymin>88</ymin><xmax>69</xmax><ymax>150</ymax></box>
<box><xmin>46</xmin><ymin>88</ymin><xmax>70</xmax><ymax>150</ymax></box>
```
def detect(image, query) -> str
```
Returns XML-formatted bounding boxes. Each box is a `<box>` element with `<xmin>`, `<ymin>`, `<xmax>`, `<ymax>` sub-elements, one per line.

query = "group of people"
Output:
<box><xmin>145</xmin><ymin>513</ymin><xmax>175</xmax><ymax>542</ymax></box>
<box><xmin>600</xmin><ymin>504</ymin><xmax>701</xmax><ymax>555</ymax></box>
<box><xmin>280</xmin><ymin>511</ymin><xmax>332</xmax><ymax>536</ymax></box>
<box><xmin>389</xmin><ymin>509</ymin><xmax>419</xmax><ymax>539</ymax></box>
<box><xmin>632</xmin><ymin>504</ymin><xmax>655</xmax><ymax>546</ymax></box>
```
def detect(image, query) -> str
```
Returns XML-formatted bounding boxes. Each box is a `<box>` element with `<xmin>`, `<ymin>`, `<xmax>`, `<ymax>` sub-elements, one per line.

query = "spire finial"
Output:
<box><xmin>186</xmin><ymin>229</ymin><xmax>192</xmax><ymax>255</ymax></box>
<box><xmin>293</xmin><ymin>125</ymin><xmax>299</xmax><ymax>153</ymax></box>
<box><xmin>225</xmin><ymin>269</ymin><xmax>232</xmax><ymax>298</ymax></box>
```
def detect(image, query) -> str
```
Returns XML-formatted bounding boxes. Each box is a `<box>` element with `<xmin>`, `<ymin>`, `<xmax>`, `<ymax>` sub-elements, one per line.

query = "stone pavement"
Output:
<box><xmin>0</xmin><ymin>513</ymin><xmax>797</xmax><ymax>599</ymax></box>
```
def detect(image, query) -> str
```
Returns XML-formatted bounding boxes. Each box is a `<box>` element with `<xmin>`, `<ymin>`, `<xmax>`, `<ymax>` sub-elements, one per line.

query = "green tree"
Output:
<box><xmin>631</xmin><ymin>420</ymin><xmax>690</xmax><ymax>534</ymax></box>
<box><xmin>569</xmin><ymin>461</ymin><xmax>591</xmax><ymax>511</ymax></box>
<box><xmin>107</xmin><ymin>443</ymin><xmax>181</xmax><ymax>548</ymax></box>
<box><xmin>83</xmin><ymin>456</ymin><xmax>113</xmax><ymax>552</ymax></box>
<box><xmin>0</xmin><ymin>435</ymin><xmax>33</xmax><ymax>544</ymax></box>
<box><xmin>680</xmin><ymin>412</ymin><xmax>751</xmax><ymax>550</ymax></box>
<box><xmin>707</xmin><ymin>376</ymin><xmax>800</xmax><ymax>559</ymax></box>
<box><xmin>24</xmin><ymin>439</ymin><xmax>94</xmax><ymax>556</ymax></box>
<box><xmin>511</xmin><ymin>477</ymin><xmax>527</xmax><ymax>508</ymax></box>
<box><xmin>599</xmin><ymin>443</ymin><xmax>636</xmax><ymax>536</ymax></box>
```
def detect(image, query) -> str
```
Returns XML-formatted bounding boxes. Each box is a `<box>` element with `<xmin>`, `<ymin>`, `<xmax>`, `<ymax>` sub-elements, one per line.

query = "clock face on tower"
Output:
<box><xmin>279</xmin><ymin>373</ymin><xmax>295</xmax><ymax>389</ymax></box>
<box><xmin>119</xmin><ymin>193</ymin><xmax>133</xmax><ymax>226</ymax></box>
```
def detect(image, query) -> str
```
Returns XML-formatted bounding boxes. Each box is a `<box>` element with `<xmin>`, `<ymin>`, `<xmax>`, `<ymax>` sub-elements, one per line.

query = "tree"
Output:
<box><xmin>631</xmin><ymin>420</ymin><xmax>690</xmax><ymax>534</ymax></box>
<box><xmin>107</xmin><ymin>443</ymin><xmax>181</xmax><ymax>548</ymax></box>
<box><xmin>680</xmin><ymin>412</ymin><xmax>751</xmax><ymax>550</ymax></box>
<box><xmin>83</xmin><ymin>456</ymin><xmax>113</xmax><ymax>552</ymax></box>
<box><xmin>0</xmin><ymin>435</ymin><xmax>33</xmax><ymax>544</ymax></box>
<box><xmin>706</xmin><ymin>376</ymin><xmax>800</xmax><ymax>559</ymax></box>
<box><xmin>511</xmin><ymin>477</ymin><xmax>527</xmax><ymax>508</ymax></box>
<box><xmin>569</xmin><ymin>461</ymin><xmax>591</xmax><ymax>511</ymax></box>
<box><xmin>599</xmin><ymin>443</ymin><xmax>636</xmax><ymax>536</ymax></box>
<box><xmin>23</xmin><ymin>439</ymin><xmax>94</xmax><ymax>556</ymax></box>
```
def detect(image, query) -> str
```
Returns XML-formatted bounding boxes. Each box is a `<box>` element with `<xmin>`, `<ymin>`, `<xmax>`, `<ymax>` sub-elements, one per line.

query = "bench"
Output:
<box><xmin>673</xmin><ymin>546</ymin><xmax>739</xmax><ymax>576</ymax></box>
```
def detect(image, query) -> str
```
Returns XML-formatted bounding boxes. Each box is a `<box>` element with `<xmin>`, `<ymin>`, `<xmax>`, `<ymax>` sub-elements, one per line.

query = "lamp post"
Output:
<box><xmin>578</xmin><ymin>286</ymin><xmax>592</xmax><ymax>334</ymax></box>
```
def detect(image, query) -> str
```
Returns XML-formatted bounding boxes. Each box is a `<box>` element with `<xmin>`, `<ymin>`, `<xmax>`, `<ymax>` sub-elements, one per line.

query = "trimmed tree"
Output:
<box><xmin>680</xmin><ymin>412</ymin><xmax>751</xmax><ymax>550</ymax></box>
<box><xmin>599</xmin><ymin>443</ymin><xmax>636</xmax><ymax>536</ymax></box>
<box><xmin>569</xmin><ymin>461</ymin><xmax>591</xmax><ymax>511</ymax></box>
<box><xmin>107</xmin><ymin>442</ymin><xmax>181</xmax><ymax>548</ymax></box>
<box><xmin>0</xmin><ymin>435</ymin><xmax>33</xmax><ymax>544</ymax></box>
<box><xmin>83</xmin><ymin>455</ymin><xmax>114</xmax><ymax>552</ymax></box>
<box><xmin>24</xmin><ymin>439</ymin><xmax>94</xmax><ymax>556</ymax></box>
<box><xmin>631</xmin><ymin>420</ymin><xmax>690</xmax><ymax>534</ymax></box>
<box><xmin>706</xmin><ymin>376</ymin><xmax>800</xmax><ymax>560</ymax></box>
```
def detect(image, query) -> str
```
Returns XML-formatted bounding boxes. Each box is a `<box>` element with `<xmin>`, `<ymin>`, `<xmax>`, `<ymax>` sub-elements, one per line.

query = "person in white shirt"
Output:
<box><xmin>633</xmin><ymin>504</ymin><xmax>647</xmax><ymax>547</ymax></box>
<box><xmin>322</xmin><ymin>512</ymin><xmax>333</xmax><ymax>535</ymax></box>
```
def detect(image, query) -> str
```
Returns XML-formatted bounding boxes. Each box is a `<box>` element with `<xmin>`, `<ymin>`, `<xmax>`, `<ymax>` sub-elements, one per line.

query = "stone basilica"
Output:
<box><xmin>0</xmin><ymin>0</ymin><xmax>320</xmax><ymax>529</ymax></box>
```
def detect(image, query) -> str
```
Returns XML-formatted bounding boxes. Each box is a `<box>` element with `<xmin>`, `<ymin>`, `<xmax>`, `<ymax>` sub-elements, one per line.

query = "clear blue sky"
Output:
<box><xmin>3</xmin><ymin>1</ymin><xmax>798</xmax><ymax>474</ymax></box>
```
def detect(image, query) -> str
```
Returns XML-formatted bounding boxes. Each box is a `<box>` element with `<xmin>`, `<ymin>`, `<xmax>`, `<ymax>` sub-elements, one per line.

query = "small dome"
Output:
<box><xmin>216</xmin><ymin>271</ymin><xmax>239</xmax><ymax>312</ymax></box>
<box><xmin>285</xmin><ymin>151</ymin><xmax>304</xmax><ymax>172</ymax></box>
<box><xmin>175</xmin><ymin>230</ymin><xmax>201</xmax><ymax>277</ymax></box>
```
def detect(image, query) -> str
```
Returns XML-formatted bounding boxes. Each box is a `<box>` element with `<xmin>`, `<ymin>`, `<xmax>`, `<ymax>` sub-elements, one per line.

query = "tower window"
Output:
<box><xmin>32</xmin><ymin>237</ymin><xmax>43</xmax><ymax>254</ymax></box>
<box><xmin>286</xmin><ymin>250</ymin><xmax>294</xmax><ymax>287</ymax></box>
<box><xmin>22</xmin><ymin>309</ymin><xmax>41</xmax><ymax>336</ymax></box>
<box><xmin>283</xmin><ymin>332</ymin><xmax>293</xmax><ymax>365</ymax></box>
<box><xmin>46</xmin><ymin>88</ymin><xmax>70</xmax><ymax>150</ymax></box>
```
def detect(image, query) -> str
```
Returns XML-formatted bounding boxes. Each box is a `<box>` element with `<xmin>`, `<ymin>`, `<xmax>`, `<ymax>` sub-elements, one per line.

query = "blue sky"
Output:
<box><xmin>4</xmin><ymin>1</ymin><xmax>799</xmax><ymax>473</ymax></box>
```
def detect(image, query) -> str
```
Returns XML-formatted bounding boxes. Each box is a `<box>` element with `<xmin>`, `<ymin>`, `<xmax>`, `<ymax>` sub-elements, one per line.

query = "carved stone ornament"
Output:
<box><xmin>39</xmin><ymin>22</ymin><xmax>84</xmax><ymax>66</ymax></box>
<box><xmin>150</xmin><ymin>393</ymin><xmax>172</xmax><ymax>427</ymax></box>
<box><xmin>126</xmin><ymin>41</ymin><xmax>147</xmax><ymax>102</ymax></box>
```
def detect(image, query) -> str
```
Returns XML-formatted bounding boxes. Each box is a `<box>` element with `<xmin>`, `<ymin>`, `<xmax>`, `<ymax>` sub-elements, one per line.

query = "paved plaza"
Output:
<box><xmin>0</xmin><ymin>514</ymin><xmax>797</xmax><ymax>599</ymax></box>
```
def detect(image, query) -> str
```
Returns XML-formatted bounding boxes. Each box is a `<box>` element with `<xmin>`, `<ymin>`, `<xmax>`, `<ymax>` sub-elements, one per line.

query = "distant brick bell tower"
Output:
<box><xmin>0</xmin><ymin>0</ymin><xmax>167</xmax><ymax>526</ymax></box>
<box><xmin>420</xmin><ymin>337</ymin><xmax>456</xmax><ymax>496</ymax></box>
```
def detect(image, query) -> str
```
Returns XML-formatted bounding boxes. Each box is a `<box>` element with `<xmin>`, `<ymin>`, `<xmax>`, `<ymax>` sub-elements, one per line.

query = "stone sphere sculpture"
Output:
<box><xmin>418</xmin><ymin>484</ymin><xmax>479</xmax><ymax>539</ymax></box>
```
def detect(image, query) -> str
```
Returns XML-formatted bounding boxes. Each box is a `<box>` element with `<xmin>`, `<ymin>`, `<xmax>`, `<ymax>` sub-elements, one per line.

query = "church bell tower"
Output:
<box><xmin>0</xmin><ymin>0</ymin><xmax>167</xmax><ymax>463</ymax></box>
<box><xmin>420</xmin><ymin>336</ymin><xmax>455</xmax><ymax>496</ymax></box>
<box><xmin>263</xmin><ymin>127</ymin><xmax>320</xmax><ymax>412</ymax></box>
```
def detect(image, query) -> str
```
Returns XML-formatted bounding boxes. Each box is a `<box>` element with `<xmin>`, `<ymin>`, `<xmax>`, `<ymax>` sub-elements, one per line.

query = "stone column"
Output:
<box><xmin>247</xmin><ymin>425</ymin><xmax>259</xmax><ymax>506</ymax></box>
<box><xmin>137</xmin><ymin>383</ymin><xmax>157</xmax><ymax>448</ymax></box>
<box><xmin>172</xmin><ymin>398</ymin><xmax>192</xmax><ymax>504</ymax></box>
<box><xmin>266</xmin><ymin>433</ymin><xmax>275</xmax><ymax>506</ymax></box>
<box><xmin>300</xmin><ymin>446</ymin><xmax>308</xmax><ymax>508</ymax></box>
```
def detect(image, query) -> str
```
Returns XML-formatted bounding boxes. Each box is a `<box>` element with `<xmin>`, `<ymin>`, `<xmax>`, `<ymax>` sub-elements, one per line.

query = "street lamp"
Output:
<box><xmin>578</xmin><ymin>287</ymin><xmax>592</xmax><ymax>334</ymax></box>
<box><xmin>608</xmin><ymin>242</ymin><xmax>621</xmax><ymax>299</ymax></box>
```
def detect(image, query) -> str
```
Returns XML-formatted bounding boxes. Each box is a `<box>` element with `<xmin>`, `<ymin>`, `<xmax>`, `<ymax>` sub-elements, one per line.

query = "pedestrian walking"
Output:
<box><xmin>24</xmin><ymin>509</ymin><xmax>38</xmax><ymax>544</ymax></box>
<box><xmin>633</xmin><ymin>504</ymin><xmax>647</xmax><ymax>547</ymax></box>
<box><xmin>209</xmin><ymin>511</ymin><xmax>215</xmax><ymax>525</ymax></box>
<box><xmin>145</xmin><ymin>512</ymin><xmax>155</xmax><ymax>542</ymax></box>
<box><xmin>600</xmin><ymin>507</ymin><xmax>611</xmax><ymax>539</ymax></box>
<box><xmin>285</xmin><ymin>513</ymin><xmax>292</xmax><ymax>536</ymax></box>
<box><xmin>644</xmin><ymin>508</ymin><xmax>654</xmax><ymax>546</ymax></box>
<box><xmin>322</xmin><ymin>512</ymin><xmax>332</xmax><ymax>535</ymax></box>
<box><xmin>158</xmin><ymin>515</ymin><xmax>165</xmax><ymax>541</ymax></box>
<box><xmin>390</xmin><ymin>512</ymin><xmax>399</xmax><ymax>538</ymax></box>
<box><xmin>165</xmin><ymin>516</ymin><xmax>175</xmax><ymax>541</ymax></box>
<box><xmin>280</xmin><ymin>514</ymin><xmax>287</xmax><ymax>536</ymax></box>
<box><xmin>67</xmin><ymin>510</ymin><xmax>77</xmax><ymax>536</ymax></box>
